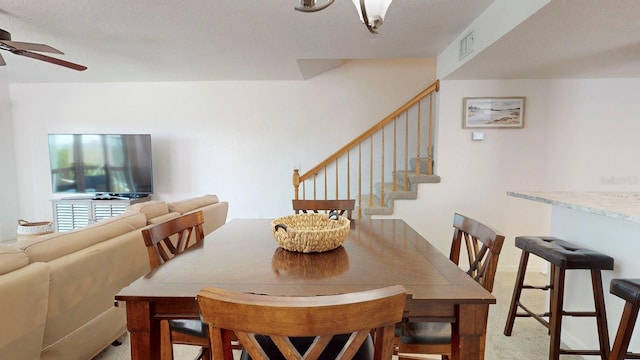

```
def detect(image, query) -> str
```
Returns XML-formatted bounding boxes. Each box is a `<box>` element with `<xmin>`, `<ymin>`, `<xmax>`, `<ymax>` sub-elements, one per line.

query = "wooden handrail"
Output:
<box><xmin>293</xmin><ymin>79</ymin><xmax>440</xmax><ymax>210</ymax></box>
<box><xmin>299</xmin><ymin>80</ymin><xmax>440</xmax><ymax>181</ymax></box>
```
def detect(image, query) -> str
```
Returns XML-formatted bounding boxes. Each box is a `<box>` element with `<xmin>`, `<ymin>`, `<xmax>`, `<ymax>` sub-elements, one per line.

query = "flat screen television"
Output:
<box><xmin>48</xmin><ymin>134</ymin><xmax>153</xmax><ymax>198</ymax></box>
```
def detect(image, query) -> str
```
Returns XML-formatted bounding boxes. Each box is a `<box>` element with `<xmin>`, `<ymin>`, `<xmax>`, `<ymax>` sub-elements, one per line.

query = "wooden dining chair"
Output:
<box><xmin>292</xmin><ymin>199</ymin><xmax>356</xmax><ymax>220</ymax></box>
<box><xmin>397</xmin><ymin>213</ymin><xmax>505</xmax><ymax>360</ymax></box>
<box><xmin>141</xmin><ymin>211</ymin><xmax>211</xmax><ymax>360</ymax></box>
<box><xmin>142</xmin><ymin>210</ymin><xmax>206</xmax><ymax>270</ymax></box>
<box><xmin>197</xmin><ymin>285</ymin><xmax>407</xmax><ymax>360</ymax></box>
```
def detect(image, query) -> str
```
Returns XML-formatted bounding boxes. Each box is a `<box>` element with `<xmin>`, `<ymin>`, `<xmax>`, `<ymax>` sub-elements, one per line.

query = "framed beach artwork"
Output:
<box><xmin>462</xmin><ymin>97</ymin><xmax>526</xmax><ymax>129</ymax></box>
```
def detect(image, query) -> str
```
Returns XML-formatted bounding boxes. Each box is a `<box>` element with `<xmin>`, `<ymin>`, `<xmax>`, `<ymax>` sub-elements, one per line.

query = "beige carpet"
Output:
<box><xmin>93</xmin><ymin>271</ymin><xmax>585</xmax><ymax>360</ymax></box>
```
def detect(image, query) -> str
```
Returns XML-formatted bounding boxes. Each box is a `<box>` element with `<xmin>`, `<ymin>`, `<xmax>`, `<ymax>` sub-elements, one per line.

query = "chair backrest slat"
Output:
<box><xmin>197</xmin><ymin>285</ymin><xmax>406</xmax><ymax>360</ymax></box>
<box><xmin>141</xmin><ymin>211</ymin><xmax>205</xmax><ymax>270</ymax></box>
<box><xmin>449</xmin><ymin>213</ymin><xmax>505</xmax><ymax>293</ymax></box>
<box><xmin>292</xmin><ymin>199</ymin><xmax>356</xmax><ymax>220</ymax></box>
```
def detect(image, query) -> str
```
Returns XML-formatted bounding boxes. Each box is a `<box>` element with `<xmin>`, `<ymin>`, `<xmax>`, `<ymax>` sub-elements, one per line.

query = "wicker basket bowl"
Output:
<box><xmin>17</xmin><ymin>219</ymin><xmax>54</xmax><ymax>241</ymax></box>
<box><xmin>271</xmin><ymin>213</ymin><xmax>350</xmax><ymax>253</ymax></box>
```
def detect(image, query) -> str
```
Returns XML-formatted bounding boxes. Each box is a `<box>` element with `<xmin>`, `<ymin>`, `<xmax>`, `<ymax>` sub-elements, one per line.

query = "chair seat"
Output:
<box><xmin>239</xmin><ymin>333</ymin><xmax>374</xmax><ymax>360</ymax></box>
<box><xmin>610</xmin><ymin>278</ymin><xmax>640</xmax><ymax>305</ymax></box>
<box><xmin>399</xmin><ymin>322</ymin><xmax>451</xmax><ymax>345</ymax></box>
<box><xmin>169</xmin><ymin>319</ymin><xmax>207</xmax><ymax>337</ymax></box>
<box><xmin>515</xmin><ymin>236</ymin><xmax>614</xmax><ymax>270</ymax></box>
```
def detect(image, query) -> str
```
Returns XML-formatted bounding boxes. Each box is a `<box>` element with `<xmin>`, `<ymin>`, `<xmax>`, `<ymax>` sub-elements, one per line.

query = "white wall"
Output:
<box><xmin>7</xmin><ymin>58</ymin><xmax>436</xmax><ymax>225</ymax></box>
<box><xmin>386</xmin><ymin>78</ymin><xmax>640</xmax><ymax>272</ymax></box>
<box><xmin>8</xmin><ymin>64</ymin><xmax>640</xmax><ymax>273</ymax></box>
<box><xmin>0</xmin><ymin>84</ymin><xmax>19</xmax><ymax>241</ymax></box>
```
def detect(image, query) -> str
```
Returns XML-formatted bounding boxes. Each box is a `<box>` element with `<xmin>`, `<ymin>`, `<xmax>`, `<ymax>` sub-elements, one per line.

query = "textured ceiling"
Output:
<box><xmin>1</xmin><ymin>1</ymin><xmax>639</xmax><ymax>84</ymax></box>
<box><xmin>0</xmin><ymin>0</ymin><xmax>494</xmax><ymax>83</ymax></box>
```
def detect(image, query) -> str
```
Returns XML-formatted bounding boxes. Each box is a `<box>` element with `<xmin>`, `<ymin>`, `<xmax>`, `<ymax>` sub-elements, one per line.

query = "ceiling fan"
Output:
<box><xmin>0</xmin><ymin>28</ymin><xmax>87</xmax><ymax>71</ymax></box>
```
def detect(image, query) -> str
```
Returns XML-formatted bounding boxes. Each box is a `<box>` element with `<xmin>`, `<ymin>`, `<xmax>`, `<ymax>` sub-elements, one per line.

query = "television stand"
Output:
<box><xmin>51</xmin><ymin>196</ymin><xmax>152</xmax><ymax>231</ymax></box>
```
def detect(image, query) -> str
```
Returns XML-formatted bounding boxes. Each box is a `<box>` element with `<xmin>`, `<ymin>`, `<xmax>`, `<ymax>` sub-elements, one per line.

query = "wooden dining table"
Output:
<box><xmin>115</xmin><ymin>218</ymin><xmax>495</xmax><ymax>360</ymax></box>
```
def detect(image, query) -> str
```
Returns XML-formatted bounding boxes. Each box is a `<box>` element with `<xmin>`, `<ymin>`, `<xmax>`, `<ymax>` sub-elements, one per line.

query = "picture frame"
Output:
<box><xmin>462</xmin><ymin>97</ymin><xmax>525</xmax><ymax>129</ymax></box>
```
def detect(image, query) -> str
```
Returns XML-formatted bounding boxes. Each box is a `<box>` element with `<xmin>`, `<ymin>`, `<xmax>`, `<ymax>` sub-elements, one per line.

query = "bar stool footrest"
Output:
<box><xmin>562</xmin><ymin>311</ymin><xmax>599</xmax><ymax>317</ymax></box>
<box><xmin>514</xmin><ymin>302</ymin><xmax>551</xmax><ymax>328</ymax></box>
<box><xmin>522</xmin><ymin>284</ymin><xmax>552</xmax><ymax>290</ymax></box>
<box><xmin>559</xmin><ymin>349</ymin><xmax>606</xmax><ymax>356</ymax></box>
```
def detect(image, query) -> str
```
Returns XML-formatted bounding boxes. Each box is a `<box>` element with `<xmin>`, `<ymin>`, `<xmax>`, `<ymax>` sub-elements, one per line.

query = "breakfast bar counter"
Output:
<box><xmin>507</xmin><ymin>191</ymin><xmax>640</xmax><ymax>223</ymax></box>
<box><xmin>507</xmin><ymin>191</ymin><xmax>640</xmax><ymax>354</ymax></box>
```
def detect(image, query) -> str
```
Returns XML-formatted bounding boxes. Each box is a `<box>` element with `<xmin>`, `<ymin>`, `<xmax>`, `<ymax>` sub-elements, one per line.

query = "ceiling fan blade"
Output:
<box><xmin>16</xmin><ymin>50</ymin><xmax>87</xmax><ymax>71</ymax></box>
<box><xmin>0</xmin><ymin>53</ymin><xmax>5</xmax><ymax>66</ymax></box>
<box><xmin>2</xmin><ymin>40</ymin><xmax>63</xmax><ymax>54</ymax></box>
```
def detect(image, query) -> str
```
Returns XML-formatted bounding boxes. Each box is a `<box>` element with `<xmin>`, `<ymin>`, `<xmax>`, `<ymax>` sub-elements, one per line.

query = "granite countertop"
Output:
<box><xmin>507</xmin><ymin>191</ymin><xmax>640</xmax><ymax>224</ymax></box>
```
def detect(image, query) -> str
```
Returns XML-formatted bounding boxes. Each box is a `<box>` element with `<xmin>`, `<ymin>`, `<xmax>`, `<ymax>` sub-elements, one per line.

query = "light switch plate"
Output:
<box><xmin>472</xmin><ymin>132</ymin><xmax>485</xmax><ymax>141</ymax></box>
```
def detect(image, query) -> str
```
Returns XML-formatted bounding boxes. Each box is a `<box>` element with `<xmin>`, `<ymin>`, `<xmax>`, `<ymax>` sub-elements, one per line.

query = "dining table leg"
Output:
<box><xmin>450</xmin><ymin>303</ymin><xmax>490</xmax><ymax>360</ymax></box>
<box><xmin>125</xmin><ymin>300</ymin><xmax>161</xmax><ymax>360</ymax></box>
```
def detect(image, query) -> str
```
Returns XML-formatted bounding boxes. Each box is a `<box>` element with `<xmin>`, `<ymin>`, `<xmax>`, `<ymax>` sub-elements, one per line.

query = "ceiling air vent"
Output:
<box><xmin>459</xmin><ymin>30</ymin><xmax>475</xmax><ymax>60</ymax></box>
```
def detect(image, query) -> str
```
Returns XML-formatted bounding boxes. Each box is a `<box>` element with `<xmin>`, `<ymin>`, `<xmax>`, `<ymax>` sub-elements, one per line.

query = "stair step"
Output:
<box><xmin>357</xmin><ymin>173</ymin><xmax>441</xmax><ymax>218</ymax></box>
<box><xmin>373</xmin><ymin>182</ymin><xmax>417</xmax><ymax>202</ymax></box>
<box><xmin>358</xmin><ymin>194</ymin><xmax>385</xmax><ymax>208</ymax></box>
<box><xmin>394</xmin><ymin>171</ymin><xmax>441</xmax><ymax>190</ymax></box>
<box><xmin>357</xmin><ymin>194</ymin><xmax>393</xmax><ymax>217</ymax></box>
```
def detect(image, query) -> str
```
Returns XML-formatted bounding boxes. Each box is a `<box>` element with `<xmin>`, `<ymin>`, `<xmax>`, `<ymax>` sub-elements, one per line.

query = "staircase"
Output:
<box><xmin>292</xmin><ymin>80</ymin><xmax>441</xmax><ymax>219</ymax></box>
<box><xmin>361</xmin><ymin>158</ymin><xmax>441</xmax><ymax>217</ymax></box>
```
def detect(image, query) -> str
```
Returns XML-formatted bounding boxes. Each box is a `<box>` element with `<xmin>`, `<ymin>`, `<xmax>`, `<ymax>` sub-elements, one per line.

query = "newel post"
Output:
<box><xmin>292</xmin><ymin>169</ymin><xmax>300</xmax><ymax>200</ymax></box>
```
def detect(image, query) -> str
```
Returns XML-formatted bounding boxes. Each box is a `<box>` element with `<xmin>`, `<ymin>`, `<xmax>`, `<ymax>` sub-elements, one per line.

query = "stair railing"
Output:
<box><xmin>292</xmin><ymin>80</ymin><xmax>440</xmax><ymax>218</ymax></box>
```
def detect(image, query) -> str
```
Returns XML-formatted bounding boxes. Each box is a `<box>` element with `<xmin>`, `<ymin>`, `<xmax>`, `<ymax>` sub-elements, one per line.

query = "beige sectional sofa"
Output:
<box><xmin>0</xmin><ymin>194</ymin><xmax>228</xmax><ymax>360</ymax></box>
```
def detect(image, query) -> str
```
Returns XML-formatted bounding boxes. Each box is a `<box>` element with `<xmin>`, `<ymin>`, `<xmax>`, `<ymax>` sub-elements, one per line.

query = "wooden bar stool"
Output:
<box><xmin>609</xmin><ymin>278</ymin><xmax>640</xmax><ymax>360</ymax></box>
<box><xmin>503</xmin><ymin>236</ymin><xmax>614</xmax><ymax>360</ymax></box>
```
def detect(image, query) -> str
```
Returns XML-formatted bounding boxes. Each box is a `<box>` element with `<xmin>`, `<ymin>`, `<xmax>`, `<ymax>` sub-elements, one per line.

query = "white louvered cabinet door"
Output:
<box><xmin>52</xmin><ymin>201</ymin><xmax>91</xmax><ymax>231</ymax></box>
<box><xmin>51</xmin><ymin>197</ymin><xmax>150</xmax><ymax>231</ymax></box>
<box><xmin>93</xmin><ymin>203</ymin><xmax>128</xmax><ymax>222</ymax></box>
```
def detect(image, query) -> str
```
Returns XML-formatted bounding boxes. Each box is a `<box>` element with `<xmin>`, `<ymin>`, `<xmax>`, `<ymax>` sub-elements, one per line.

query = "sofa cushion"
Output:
<box><xmin>18</xmin><ymin>212</ymin><xmax>147</xmax><ymax>263</ymax></box>
<box><xmin>127</xmin><ymin>200</ymin><xmax>170</xmax><ymax>220</ymax></box>
<box><xmin>0</xmin><ymin>246</ymin><xmax>29</xmax><ymax>275</ymax></box>
<box><xmin>0</xmin><ymin>261</ymin><xmax>50</xmax><ymax>360</ymax></box>
<box><xmin>147</xmin><ymin>212</ymin><xmax>181</xmax><ymax>225</ymax></box>
<box><xmin>168</xmin><ymin>195</ymin><xmax>219</xmax><ymax>214</ymax></box>
<box><xmin>41</xmin><ymin>228</ymin><xmax>149</xmax><ymax>353</ymax></box>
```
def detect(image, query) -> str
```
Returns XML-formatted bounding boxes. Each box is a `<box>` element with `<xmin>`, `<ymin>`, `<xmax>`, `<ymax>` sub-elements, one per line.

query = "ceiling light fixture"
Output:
<box><xmin>295</xmin><ymin>0</ymin><xmax>335</xmax><ymax>13</ymax></box>
<box><xmin>295</xmin><ymin>0</ymin><xmax>393</xmax><ymax>34</ymax></box>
